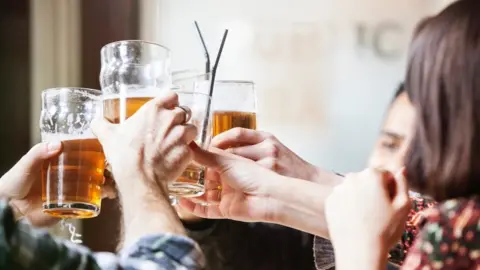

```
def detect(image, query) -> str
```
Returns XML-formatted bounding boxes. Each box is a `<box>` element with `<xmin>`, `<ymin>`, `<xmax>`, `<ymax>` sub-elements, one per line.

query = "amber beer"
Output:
<box><xmin>213</xmin><ymin>111</ymin><xmax>257</xmax><ymax>136</ymax></box>
<box><xmin>103</xmin><ymin>96</ymin><xmax>152</xmax><ymax>123</ymax></box>
<box><xmin>42</xmin><ymin>138</ymin><xmax>105</xmax><ymax>218</ymax></box>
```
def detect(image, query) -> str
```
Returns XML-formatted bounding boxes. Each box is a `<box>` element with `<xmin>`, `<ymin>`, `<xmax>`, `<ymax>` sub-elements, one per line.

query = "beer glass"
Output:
<box><xmin>101</xmin><ymin>41</ymin><xmax>212</xmax><ymax>198</ymax></box>
<box><xmin>40</xmin><ymin>87</ymin><xmax>104</xmax><ymax>219</ymax></box>
<box><xmin>169</xmin><ymin>91</ymin><xmax>212</xmax><ymax>197</ymax></box>
<box><xmin>205</xmin><ymin>80</ymin><xmax>257</xmax><ymax>135</ymax></box>
<box><xmin>100</xmin><ymin>40</ymin><xmax>171</xmax><ymax>123</ymax></box>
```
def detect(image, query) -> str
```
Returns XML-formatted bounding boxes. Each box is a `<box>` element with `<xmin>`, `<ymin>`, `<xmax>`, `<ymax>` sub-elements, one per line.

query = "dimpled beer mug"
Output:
<box><xmin>40</xmin><ymin>88</ymin><xmax>104</xmax><ymax>218</ymax></box>
<box><xmin>101</xmin><ymin>41</ymin><xmax>212</xmax><ymax>198</ymax></box>
<box><xmin>209</xmin><ymin>80</ymin><xmax>257</xmax><ymax>135</ymax></box>
<box><xmin>101</xmin><ymin>40</ymin><xmax>171</xmax><ymax>123</ymax></box>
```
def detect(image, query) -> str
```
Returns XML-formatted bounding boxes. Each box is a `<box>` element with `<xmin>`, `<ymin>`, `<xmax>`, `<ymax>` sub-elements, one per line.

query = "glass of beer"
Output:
<box><xmin>100</xmin><ymin>40</ymin><xmax>171</xmax><ymax>122</ymax></box>
<box><xmin>103</xmin><ymin>90</ymin><xmax>212</xmax><ymax>198</ymax></box>
<box><xmin>169</xmin><ymin>91</ymin><xmax>212</xmax><ymax>197</ymax></box>
<box><xmin>40</xmin><ymin>87</ymin><xmax>104</xmax><ymax>219</ymax></box>
<box><xmin>209</xmin><ymin>80</ymin><xmax>257</xmax><ymax>135</ymax></box>
<box><xmin>101</xmin><ymin>42</ymin><xmax>212</xmax><ymax>198</ymax></box>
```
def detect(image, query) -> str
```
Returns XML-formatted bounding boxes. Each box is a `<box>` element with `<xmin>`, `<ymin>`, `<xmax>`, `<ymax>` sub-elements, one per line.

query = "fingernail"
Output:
<box><xmin>47</xmin><ymin>141</ymin><xmax>62</xmax><ymax>153</ymax></box>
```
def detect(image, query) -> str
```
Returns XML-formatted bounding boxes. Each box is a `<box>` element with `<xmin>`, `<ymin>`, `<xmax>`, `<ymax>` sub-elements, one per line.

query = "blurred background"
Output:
<box><xmin>0</xmin><ymin>0</ymin><xmax>454</xmax><ymax>251</ymax></box>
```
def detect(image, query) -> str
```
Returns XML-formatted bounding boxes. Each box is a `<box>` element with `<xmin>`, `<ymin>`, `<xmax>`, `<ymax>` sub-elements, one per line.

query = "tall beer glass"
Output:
<box><xmin>40</xmin><ymin>88</ymin><xmax>104</xmax><ymax>218</ymax></box>
<box><xmin>169</xmin><ymin>91</ymin><xmax>212</xmax><ymax>197</ymax></box>
<box><xmin>207</xmin><ymin>80</ymin><xmax>257</xmax><ymax>135</ymax></box>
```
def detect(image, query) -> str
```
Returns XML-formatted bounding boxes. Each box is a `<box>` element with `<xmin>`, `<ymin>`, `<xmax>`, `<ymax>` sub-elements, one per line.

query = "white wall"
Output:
<box><xmin>141</xmin><ymin>0</ymin><xmax>445</xmax><ymax>172</ymax></box>
<box><xmin>30</xmin><ymin>0</ymin><xmax>82</xmax><ymax>238</ymax></box>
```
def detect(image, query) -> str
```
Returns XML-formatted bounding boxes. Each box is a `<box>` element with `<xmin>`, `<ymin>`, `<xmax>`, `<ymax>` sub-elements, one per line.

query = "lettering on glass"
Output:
<box><xmin>356</xmin><ymin>21</ymin><xmax>405</xmax><ymax>60</ymax></box>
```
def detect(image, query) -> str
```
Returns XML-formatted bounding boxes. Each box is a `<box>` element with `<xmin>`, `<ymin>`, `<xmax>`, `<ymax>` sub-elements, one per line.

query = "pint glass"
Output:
<box><xmin>208</xmin><ymin>80</ymin><xmax>257</xmax><ymax>135</ymax></box>
<box><xmin>101</xmin><ymin>41</ymin><xmax>212</xmax><ymax>198</ymax></box>
<box><xmin>40</xmin><ymin>88</ymin><xmax>104</xmax><ymax>218</ymax></box>
<box><xmin>100</xmin><ymin>40</ymin><xmax>171</xmax><ymax>123</ymax></box>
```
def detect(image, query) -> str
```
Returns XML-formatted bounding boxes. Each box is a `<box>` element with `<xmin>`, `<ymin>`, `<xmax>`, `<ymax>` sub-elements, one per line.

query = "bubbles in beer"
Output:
<box><xmin>60</xmin><ymin>219</ymin><xmax>83</xmax><ymax>244</ymax></box>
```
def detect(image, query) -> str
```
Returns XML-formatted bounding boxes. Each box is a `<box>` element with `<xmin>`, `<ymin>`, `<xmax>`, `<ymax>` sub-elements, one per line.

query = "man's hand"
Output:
<box><xmin>0</xmin><ymin>143</ymin><xmax>116</xmax><ymax>228</ymax></box>
<box><xmin>91</xmin><ymin>91</ymin><xmax>198</xmax><ymax>246</ymax></box>
<box><xmin>0</xmin><ymin>142</ymin><xmax>62</xmax><ymax>227</ymax></box>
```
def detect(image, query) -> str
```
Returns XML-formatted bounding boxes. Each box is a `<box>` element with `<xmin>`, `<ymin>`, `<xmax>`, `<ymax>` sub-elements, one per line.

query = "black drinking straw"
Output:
<box><xmin>201</xmin><ymin>29</ymin><xmax>229</xmax><ymax>142</ymax></box>
<box><xmin>194</xmin><ymin>21</ymin><xmax>211</xmax><ymax>74</ymax></box>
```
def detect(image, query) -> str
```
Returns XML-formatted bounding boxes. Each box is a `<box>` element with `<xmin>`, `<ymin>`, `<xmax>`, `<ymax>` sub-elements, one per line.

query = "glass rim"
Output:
<box><xmin>42</xmin><ymin>87</ymin><xmax>102</xmax><ymax>98</ymax></box>
<box><xmin>215</xmin><ymin>80</ymin><xmax>254</xmax><ymax>85</ymax></box>
<box><xmin>173</xmin><ymin>90</ymin><xmax>212</xmax><ymax>100</ymax></box>
<box><xmin>100</xmin><ymin>40</ymin><xmax>171</xmax><ymax>53</ymax></box>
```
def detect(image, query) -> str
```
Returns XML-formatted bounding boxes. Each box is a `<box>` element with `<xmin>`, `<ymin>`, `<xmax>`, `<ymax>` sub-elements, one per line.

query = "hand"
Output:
<box><xmin>179</xmin><ymin>145</ymin><xmax>283</xmax><ymax>223</ymax></box>
<box><xmin>92</xmin><ymin>92</ymin><xmax>197</xmax><ymax>198</ymax></box>
<box><xmin>325</xmin><ymin>168</ymin><xmax>410</xmax><ymax>269</ymax></box>
<box><xmin>91</xmin><ymin>92</ymin><xmax>198</xmax><ymax>245</ymax></box>
<box><xmin>212</xmin><ymin>128</ymin><xmax>321</xmax><ymax>182</ymax></box>
<box><xmin>179</xmin><ymin>145</ymin><xmax>339</xmax><ymax>238</ymax></box>
<box><xmin>0</xmin><ymin>143</ymin><xmax>115</xmax><ymax>228</ymax></box>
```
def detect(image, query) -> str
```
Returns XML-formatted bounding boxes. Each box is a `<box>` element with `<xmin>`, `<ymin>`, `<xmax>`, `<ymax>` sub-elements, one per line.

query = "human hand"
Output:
<box><xmin>179</xmin><ymin>144</ymin><xmax>284</xmax><ymax>223</ymax></box>
<box><xmin>91</xmin><ymin>92</ymin><xmax>197</xmax><ymax>203</ymax></box>
<box><xmin>0</xmin><ymin>143</ymin><xmax>116</xmax><ymax>228</ymax></box>
<box><xmin>92</xmin><ymin>92</ymin><xmax>198</xmax><ymax>244</ymax></box>
<box><xmin>211</xmin><ymin>128</ymin><xmax>321</xmax><ymax>182</ymax></box>
<box><xmin>325</xmin><ymin>168</ymin><xmax>410</xmax><ymax>269</ymax></box>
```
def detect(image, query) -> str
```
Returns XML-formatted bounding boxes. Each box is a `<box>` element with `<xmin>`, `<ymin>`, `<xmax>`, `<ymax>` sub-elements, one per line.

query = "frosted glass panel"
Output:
<box><xmin>143</xmin><ymin>0</ymin><xmax>442</xmax><ymax>172</ymax></box>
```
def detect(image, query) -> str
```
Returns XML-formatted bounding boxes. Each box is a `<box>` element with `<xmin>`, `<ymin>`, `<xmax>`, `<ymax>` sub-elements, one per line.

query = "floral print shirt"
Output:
<box><xmin>403</xmin><ymin>196</ymin><xmax>479</xmax><ymax>270</ymax></box>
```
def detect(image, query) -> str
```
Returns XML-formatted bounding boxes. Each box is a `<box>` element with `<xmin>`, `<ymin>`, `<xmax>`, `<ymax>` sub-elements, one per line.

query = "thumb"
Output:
<box><xmin>0</xmin><ymin>142</ymin><xmax>62</xmax><ymax>199</ymax></box>
<box><xmin>16</xmin><ymin>142</ymin><xmax>62</xmax><ymax>171</ymax></box>
<box><xmin>189</xmin><ymin>142</ymin><xmax>233</xmax><ymax>171</ymax></box>
<box><xmin>392</xmin><ymin>168</ymin><xmax>410</xmax><ymax>209</ymax></box>
<box><xmin>91</xmin><ymin>116</ymin><xmax>116</xmax><ymax>145</ymax></box>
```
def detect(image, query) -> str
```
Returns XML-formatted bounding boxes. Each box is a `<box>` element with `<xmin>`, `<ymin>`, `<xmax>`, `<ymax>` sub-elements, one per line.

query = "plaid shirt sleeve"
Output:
<box><xmin>0</xmin><ymin>200</ymin><xmax>205</xmax><ymax>270</ymax></box>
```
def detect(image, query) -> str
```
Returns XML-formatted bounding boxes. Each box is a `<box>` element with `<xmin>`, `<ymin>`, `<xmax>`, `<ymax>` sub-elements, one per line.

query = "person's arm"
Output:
<box><xmin>266</xmin><ymin>173</ymin><xmax>342</xmax><ymax>238</ymax></box>
<box><xmin>0</xmin><ymin>200</ymin><xmax>204</xmax><ymax>270</ymax></box>
<box><xmin>117</xmin><ymin>170</ymin><xmax>186</xmax><ymax>248</ymax></box>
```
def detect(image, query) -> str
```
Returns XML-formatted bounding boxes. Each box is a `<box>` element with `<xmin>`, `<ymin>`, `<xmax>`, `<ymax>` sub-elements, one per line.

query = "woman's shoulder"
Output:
<box><xmin>422</xmin><ymin>196</ymin><xmax>479</xmax><ymax>227</ymax></box>
<box><xmin>403</xmin><ymin>196</ymin><xmax>479</xmax><ymax>269</ymax></box>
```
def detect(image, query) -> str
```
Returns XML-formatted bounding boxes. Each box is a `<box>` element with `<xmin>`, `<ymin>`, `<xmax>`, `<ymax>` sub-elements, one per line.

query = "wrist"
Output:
<box><xmin>122</xmin><ymin>195</ymin><xmax>186</xmax><ymax>247</ymax></box>
<box><xmin>266</xmin><ymin>175</ymin><xmax>333</xmax><ymax>237</ymax></box>
<box><xmin>312</xmin><ymin>167</ymin><xmax>344</xmax><ymax>186</ymax></box>
<box><xmin>334</xmin><ymin>238</ymin><xmax>388</xmax><ymax>270</ymax></box>
<box><xmin>115</xmin><ymin>168</ymin><xmax>168</xmax><ymax>202</ymax></box>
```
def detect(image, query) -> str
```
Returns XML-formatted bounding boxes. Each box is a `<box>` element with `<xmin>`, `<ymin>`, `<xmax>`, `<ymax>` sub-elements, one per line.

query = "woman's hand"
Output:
<box><xmin>179</xmin><ymin>145</ymin><xmax>337</xmax><ymax>238</ymax></box>
<box><xmin>211</xmin><ymin>128</ymin><xmax>326</xmax><ymax>183</ymax></box>
<box><xmin>325</xmin><ymin>168</ymin><xmax>411</xmax><ymax>270</ymax></box>
<box><xmin>179</xmin><ymin>145</ymin><xmax>283</xmax><ymax>223</ymax></box>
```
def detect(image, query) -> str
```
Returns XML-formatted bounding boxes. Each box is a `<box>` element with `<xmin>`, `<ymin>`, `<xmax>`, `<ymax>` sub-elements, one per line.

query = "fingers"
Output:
<box><xmin>392</xmin><ymin>168</ymin><xmax>410</xmax><ymax>210</ymax></box>
<box><xmin>178</xmin><ymin>198</ymin><xmax>223</xmax><ymax>219</ymax></box>
<box><xmin>152</xmin><ymin>91</ymin><xmax>180</xmax><ymax>110</ymax></box>
<box><xmin>102</xmin><ymin>177</ymin><xmax>117</xmax><ymax>199</ymax></box>
<box><xmin>17</xmin><ymin>142</ymin><xmax>62</xmax><ymax>171</ymax></box>
<box><xmin>212</xmin><ymin>128</ymin><xmax>270</xmax><ymax>149</ymax></box>
<box><xmin>227</xmin><ymin>138</ymin><xmax>278</xmax><ymax>161</ymax></box>
<box><xmin>0</xmin><ymin>142</ymin><xmax>63</xmax><ymax>199</ymax></box>
<box><xmin>91</xmin><ymin>116</ymin><xmax>116</xmax><ymax>144</ymax></box>
<box><xmin>190</xmin><ymin>143</ymin><xmax>232</xmax><ymax>170</ymax></box>
<box><xmin>161</xmin><ymin>124</ymin><xmax>198</xmax><ymax>146</ymax></box>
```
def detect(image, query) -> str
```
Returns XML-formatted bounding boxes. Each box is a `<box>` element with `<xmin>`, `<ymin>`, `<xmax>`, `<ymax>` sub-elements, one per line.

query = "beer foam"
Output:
<box><xmin>60</xmin><ymin>219</ymin><xmax>82</xmax><ymax>244</ymax></box>
<box><xmin>102</xmin><ymin>85</ymin><xmax>168</xmax><ymax>100</ymax></box>
<box><xmin>41</xmin><ymin>132</ymin><xmax>97</xmax><ymax>142</ymax></box>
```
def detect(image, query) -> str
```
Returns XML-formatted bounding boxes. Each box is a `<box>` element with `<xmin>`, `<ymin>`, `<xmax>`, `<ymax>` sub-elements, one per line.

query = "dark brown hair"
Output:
<box><xmin>405</xmin><ymin>0</ymin><xmax>480</xmax><ymax>201</ymax></box>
